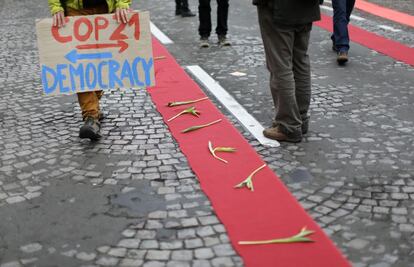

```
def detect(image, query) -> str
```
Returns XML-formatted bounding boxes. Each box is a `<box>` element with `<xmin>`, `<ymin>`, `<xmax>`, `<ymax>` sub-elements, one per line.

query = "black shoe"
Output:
<box><xmin>181</xmin><ymin>10</ymin><xmax>196</xmax><ymax>17</ymax></box>
<box><xmin>200</xmin><ymin>37</ymin><xmax>210</xmax><ymax>48</ymax></box>
<box><xmin>175</xmin><ymin>9</ymin><xmax>181</xmax><ymax>16</ymax></box>
<box><xmin>218</xmin><ymin>35</ymin><xmax>231</xmax><ymax>47</ymax></box>
<box><xmin>337</xmin><ymin>51</ymin><xmax>348</xmax><ymax>65</ymax></box>
<box><xmin>79</xmin><ymin>117</ymin><xmax>101</xmax><ymax>140</ymax></box>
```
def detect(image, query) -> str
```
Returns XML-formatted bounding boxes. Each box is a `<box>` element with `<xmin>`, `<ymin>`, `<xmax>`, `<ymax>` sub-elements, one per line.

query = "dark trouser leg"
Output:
<box><xmin>347</xmin><ymin>0</ymin><xmax>356</xmax><ymax>21</ymax></box>
<box><xmin>182</xmin><ymin>0</ymin><xmax>189</xmax><ymax>10</ymax></box>
<box><xmin>257</xmin><ymin>5</ymin><xmax>309</xmax><ymax>135</ymax></box>
<box><xmin>331</xmin><ymin>0</ymin><xmax>352</xmax><ymax>52</ymax></box>
<box><xmin>175</xmin><ymin>0</ymin><xmax>182</xmax><ymax>11</ymax></box>
<box><xmin>199</xmin><ymin>0</ymin><xmax>212</xmax><ymax>37</ymax></box>
<box><xmin>293</xmin><ymin>25</ymin><xmax>312</xmax><ymax>130</ymax></box>
<box><xmin>216</xmin><ymin>0</ymin><xmax>229</xmax><ymax>36</ymax></box>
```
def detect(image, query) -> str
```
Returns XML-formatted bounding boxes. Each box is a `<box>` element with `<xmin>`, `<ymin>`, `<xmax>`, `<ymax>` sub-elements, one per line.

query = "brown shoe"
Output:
<box><xmin>337</xmin><ymin>51</ymin><xmax>348</xmax><ymax>65</ymax></box>
<box><xmin>263</xmin><ymin>127</ymin><xmax>302</xmax><ymax>143</ymax></box>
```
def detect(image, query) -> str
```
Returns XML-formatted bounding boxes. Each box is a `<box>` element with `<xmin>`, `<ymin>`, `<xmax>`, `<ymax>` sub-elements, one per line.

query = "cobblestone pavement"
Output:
<box><xmin>1</xmin><ymin>0</ymin><xmax>413</xmax><ymax>266</ymax></box>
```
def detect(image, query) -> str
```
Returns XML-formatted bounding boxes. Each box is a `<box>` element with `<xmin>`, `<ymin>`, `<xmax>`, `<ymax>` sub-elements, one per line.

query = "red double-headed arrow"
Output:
<box><xmin>76</xmin><ymin>40</ymin><xmax>128</xmax><ymax>53</ymax></box>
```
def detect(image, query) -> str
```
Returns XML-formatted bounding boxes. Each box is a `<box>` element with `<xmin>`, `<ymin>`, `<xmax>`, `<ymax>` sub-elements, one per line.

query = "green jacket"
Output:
<box><xmin>48</xmin><ymin>0</ymin><xmax>131</xmax><ymax>15</ymax></box>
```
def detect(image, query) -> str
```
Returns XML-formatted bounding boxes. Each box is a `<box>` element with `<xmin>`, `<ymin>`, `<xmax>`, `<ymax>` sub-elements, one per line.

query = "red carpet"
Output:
<box><xmin>355</xmin><ymin>0</ymin><xmax>414</xmax><ymax>28</ymax></box>
<box><xmin>316</xmin><ymin>14</ymin><xmax>414</xmax><ymax>67</ymax></box>
<box><xmin>147</xmin><ymin>38</ymin><xmax>351</xmax><ymax>267</ymax></box>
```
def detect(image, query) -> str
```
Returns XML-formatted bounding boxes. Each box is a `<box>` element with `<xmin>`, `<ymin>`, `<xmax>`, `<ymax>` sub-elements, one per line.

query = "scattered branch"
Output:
<box><xmin>181</xmin><ymin>119</ymin><xmax>222</xmax><ymax>133</ymax></box>
<box><xmin>208</xmin><ymin>141</ymin><xmax>236</xmax><ymax>164</ymax></box>
<box><xmin>239</xmin><ymin>227</ymin><xmax>315</xmax><ymax>245</ymax></box>
<box><xmin>154</xmin><ymin>56</ymin><xmax>166</xmax><ymax>60</ymax></box>
<box><xmin>167</xmin><ymin>106</ymin><xmax>200</xmax><ymax>122</ymax></box>
<box><xmin>234</xmin><ymin>164</ymin><xmax>266</xmax><ymax>192</ymax></box>
<box><xmin>167</xmin><ymin>97</ymin><xmax>209</xmax><ymax>107</ymax></box>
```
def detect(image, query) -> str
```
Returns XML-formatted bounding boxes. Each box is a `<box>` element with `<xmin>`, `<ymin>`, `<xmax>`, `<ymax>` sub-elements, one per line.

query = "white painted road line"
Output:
<box><xmin>378</xmin><ymin>25</ymin><xmax>402</xmax><ymax>32</ymax></box>
<box><xmin>186</xmin><ymin>65</ymin><xmax>280</xmax><ymax>148</ymax></box>
<box><xmin>150</xmin><ymin>22</ymin><xmax>174</xmax><ymax>44</ymax></box>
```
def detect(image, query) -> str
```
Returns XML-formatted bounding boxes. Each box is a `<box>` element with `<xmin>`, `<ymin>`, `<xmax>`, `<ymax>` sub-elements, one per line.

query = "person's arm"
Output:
<box><xmin>48</xmin><ymin>0</ymin><xmax>66</xmax><ymax>27</ymax></box>
<box><xmin>115</xmin><ymin>0</ymin><xmax>132</xmax><ymax>23</ymax></box>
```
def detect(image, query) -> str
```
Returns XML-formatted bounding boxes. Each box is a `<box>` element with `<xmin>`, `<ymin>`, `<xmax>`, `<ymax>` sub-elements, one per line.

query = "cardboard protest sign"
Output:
<box><xmin>36</xmin><ymin>11</ymin><xmax>154</xmax><ymax>95</ymax></box>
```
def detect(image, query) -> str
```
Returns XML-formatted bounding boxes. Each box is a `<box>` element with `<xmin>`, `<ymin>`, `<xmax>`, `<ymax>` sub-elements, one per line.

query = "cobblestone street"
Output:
<box><xmin>1</xmin><ymin>0</ymin><xmax>413</xmax><ymax>266</ymax></box>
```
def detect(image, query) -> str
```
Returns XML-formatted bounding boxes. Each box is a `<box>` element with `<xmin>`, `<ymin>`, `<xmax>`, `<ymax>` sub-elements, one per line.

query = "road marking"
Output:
<box><xmin>150</xmin><ymin>22</ymin><xmax>173</xmax><ymax>44</ymax></box>
<box><xmin>378</xmin><ymin>25</ymin><xmax>402</xmax><ymax>32</ymax></box>
<box><xmin>186</xmin><ymin>65</ymin><xmax>280</xmax><ymax>148</ymax></box>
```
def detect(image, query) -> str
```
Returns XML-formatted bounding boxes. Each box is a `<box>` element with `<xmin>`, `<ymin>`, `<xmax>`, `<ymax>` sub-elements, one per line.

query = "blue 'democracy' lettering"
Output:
<box><xmin>120</xmin><ymin>59</ymin><xmax>134</xmax><ymax>86</ymax></box>
<box><xmin>41</xmin><ymin>55</ymin><xmax>153</xmax><ymax>95</ymax></box>
<box><xmin>85</xmin><ymin>63</ymin><xmax>98</xmax><ymax>90</ymax></box>
<box><xmin>132</xmin><ymin>57</ymin><xmax>145</xmax><ymax>87</ymax></box>
<box><xmin>108</xmin><ymin>60</ymin><xmax>123</xmax><ymax>88</ymax></box>
<box><xmin>56</xmin><ymin>64</ymin><xmax>70</xmax><ymax>94</ymax></box>
<box><xmin>97</xmin><ymin>61</ymin><xmax>108</xmax><ymax>90</ymax></box>
<box><xmin>41</xmin><ymin>65</ymin><xmax>58</xmax><ymax>94</ymax></box>
<box><xmin>142</xmin><ymin>58</ymin><xmax>153</xmax><ymax>86</ymax></box>
<box><xmin>69</xmin><ymin>64</ymin><xmax>85</xmax><ymax>92</ymax></box>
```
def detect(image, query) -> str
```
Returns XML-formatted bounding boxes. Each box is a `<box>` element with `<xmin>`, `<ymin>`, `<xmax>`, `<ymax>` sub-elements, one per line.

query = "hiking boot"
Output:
<box><xmin>263</xmin><ymin>126</ymin><xmax>302</xmax><ymax>143</ymax></box>
<box><xmin>218</xmin><ymin>35</ymin><xmax>231</xmax><ymax>47</ymax></box>
<box><xmin>181</xmin><ymin>9</ymin><xmax>196</xmax><ymax>17</ymax></box>
<box><xmin>79</xmin><ymin>116</ymin><xmax>101</xmax><ymax>141</ymax></box>
<box><xmin>337</xmin><ymin>51</ymin><xmax>348</xmax><ymax>65</ymax></box>
<box><xmin>98</xmin><ymin>110</ymin><xmax>106</xmax><ymax>121</ymax></box>
<box><xmin>200</xmin><ymin>37</ymin><xmax>210</xmax><ymax>48</ymax></box>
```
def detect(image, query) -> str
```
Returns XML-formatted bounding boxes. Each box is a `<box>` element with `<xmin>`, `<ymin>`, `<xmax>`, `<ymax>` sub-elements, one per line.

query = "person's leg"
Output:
<box><xmin>346</xmin><ymin>0</ymin><xmax>356</xmax><ymax>25</ymax></box>
<box><xmin>216</xmin><ymin>0</ymin><xmax>229</xmax><ymax>36</ymax></box>
<box><xmin>180</xmin><ymin>0</ymin><xmax>196</xmax><ymax>16</ymax></box>
<box><xmin>66</xmin><ymin>6</ymin><xmax>107</xmax><ymax>140</ymax></box>
<box><xmin>198</xmin><ymin>0</ymin><xmax>212</xmax><ymax>38</ymax></box>
<box><xmin>293</xmin><ymin>24</ymin><xmax>312</xmax><ymax>134</ymax></box>
<box><xmin>257</xmin><ymin>5</ymin><xmax>302</xmax><ymax>142</ymax></box>
<box><xmin>77</xmin><ymin>92</ymin><xmax>101</xmax><ymax>120</ymax></box>
<box><xmin>331</xmin><ymin>0</ymin><xmax>350</xmax><ymax>52</ymax></box>
<box><xmin>175</xmin><ymin>0</ymin><xmax>182</xmax><ymax>15</ymax></box>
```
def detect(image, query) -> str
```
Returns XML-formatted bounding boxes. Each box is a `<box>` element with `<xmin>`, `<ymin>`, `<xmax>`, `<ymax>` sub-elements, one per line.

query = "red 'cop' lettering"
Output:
<box><xmin>51</xmin><ymin>14</ymin><xmax>140</xmax><ymax>44</ymax></box>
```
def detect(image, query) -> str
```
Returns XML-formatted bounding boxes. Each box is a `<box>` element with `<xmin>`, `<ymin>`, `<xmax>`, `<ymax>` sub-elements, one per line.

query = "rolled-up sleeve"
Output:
<box><xmin>115</xmin><ymin>0</ymin><xmax>131</xmax><ymax>9</ymax></box>
<box><xmin>48</xmin><ymin>0</ymin><xmax>64</xmax><ymax>15</ymax></box>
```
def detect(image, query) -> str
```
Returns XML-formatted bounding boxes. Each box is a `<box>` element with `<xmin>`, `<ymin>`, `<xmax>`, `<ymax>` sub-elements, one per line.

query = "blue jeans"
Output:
<box><xmin>331</xmin><ymin>0</ymin><xmax>355</xmax><ymax>52</ymax></box>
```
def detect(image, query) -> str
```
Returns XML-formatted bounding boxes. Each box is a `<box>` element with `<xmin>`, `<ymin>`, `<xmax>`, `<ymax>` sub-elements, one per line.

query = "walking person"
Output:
<box><xmin>48</xmin><ymin>0</ymin><xmax>131</xmax><ymax>140</ymax></box>
<box><xmin>175</xmin><ymin>0</ymin><xmax>196</xmax><ymax>17</ymax></box>
<box><xmin>198</xmin><ymin>0</ymin><xmax>231</xmax><ymax>48</ymax></box>
<box><xmin>254</xmin><ymin>0</ymin><xmax>321</xmax><ymax>143</ymax></box>
<box><xmin>331</xmin><ymin>0</ymin><xmax>355</xmax><ymax>65</ymax></box>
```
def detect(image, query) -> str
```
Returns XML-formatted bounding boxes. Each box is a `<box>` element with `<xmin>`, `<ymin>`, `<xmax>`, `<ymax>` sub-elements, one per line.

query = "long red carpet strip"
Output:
<box><xmin>316</xmin><ymin>14</ymin><xmax>414</xmax><ymax>67</ymax></box>
<box><xmin>355</xmin><ymin>0</ymin><xmax>414</xmax><ymax>28</ymax></box>
<box><xmin>147</xmin><ymin>38</ymin><xmax>351</xmax><ymax>267</ymax></box>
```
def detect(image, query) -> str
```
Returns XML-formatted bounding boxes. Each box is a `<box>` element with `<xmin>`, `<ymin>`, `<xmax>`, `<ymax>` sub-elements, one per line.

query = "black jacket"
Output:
<box><xmin>254</xmin><ymin>0</ymin><xmax>322</xmax><ymax>25</ymax></box>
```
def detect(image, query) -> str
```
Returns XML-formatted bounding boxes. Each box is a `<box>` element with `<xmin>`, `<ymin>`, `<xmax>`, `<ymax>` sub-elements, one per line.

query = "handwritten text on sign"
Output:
<box><xmin>36</xmin><ymin>11</ymin><xmax>154</xmax><ymax>95</ymax></box>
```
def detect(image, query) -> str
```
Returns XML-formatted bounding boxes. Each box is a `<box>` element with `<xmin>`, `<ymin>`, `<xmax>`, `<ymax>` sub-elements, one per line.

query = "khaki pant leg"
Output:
<box><xmin>65</xmin><ymin>5</ymin><xmax>108</xmax><ymax>120</ymax></box>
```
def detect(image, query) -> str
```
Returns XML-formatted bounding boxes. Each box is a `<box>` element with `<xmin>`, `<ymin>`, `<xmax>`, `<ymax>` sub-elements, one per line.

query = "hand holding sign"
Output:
<box><xmin>36</xmin><ymin>11</ymin><xmax>155</xmax><ymax>96</ymax></box>
<box><xmin>115</xmin><ymin>8</ymin><xmax>130</xmax><ymax>24</ymax></box>
<box><xmin>52</xmin><ymin>11</ymin><xmax>67</xmax><ymax>28</ymax></box>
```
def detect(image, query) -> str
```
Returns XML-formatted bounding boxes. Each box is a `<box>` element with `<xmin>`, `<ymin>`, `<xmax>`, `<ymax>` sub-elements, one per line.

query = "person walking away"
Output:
<box><xmin>331</xmin><ymin>0</ymin><xmax>355</xmax><ymax>65</ymax></box>
<box><xmin>254</xmin><ymin>0</ymin><xmax>321</xmax><ymax>143</ymax></box>
<box><xmin>198</xmin><ymin>0</ymin><xmax>230</xmax><ymax>47</ymax></box>
<box><xmin>175</xmin><ymin>0</ymin><xmax>196</xmax><ymax>17</ymax></box>
<box><xmin>48</xmin><ymin>0</ymin><xmax>131</xmax><ymax>140</ymax></box>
